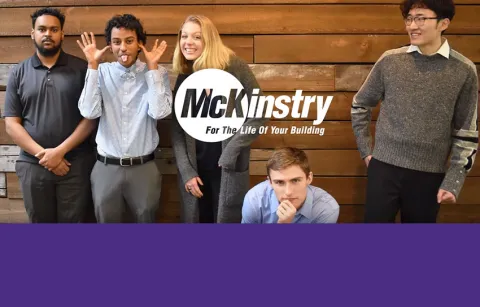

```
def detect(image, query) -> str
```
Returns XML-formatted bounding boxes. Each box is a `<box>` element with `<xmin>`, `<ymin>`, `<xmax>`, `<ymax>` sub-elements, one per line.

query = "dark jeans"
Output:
<box><xmin>365</xmin><ymin>158</ymin><xmax>444</xmax><ymax>223</ymax></box>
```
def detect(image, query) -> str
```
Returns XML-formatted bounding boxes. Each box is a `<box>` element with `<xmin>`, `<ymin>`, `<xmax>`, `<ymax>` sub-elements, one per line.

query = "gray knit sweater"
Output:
<box><xmin>351</xmin><ymin>45</ymin><xmax>478</xmax><ymax>198</ymax></box>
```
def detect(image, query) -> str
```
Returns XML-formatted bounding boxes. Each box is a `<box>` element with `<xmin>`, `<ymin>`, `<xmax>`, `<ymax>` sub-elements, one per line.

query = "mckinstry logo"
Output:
<box><xmin>174</xmin><ymin>69</ymin><xmax>333</xmax><ymax>142</ymax></box>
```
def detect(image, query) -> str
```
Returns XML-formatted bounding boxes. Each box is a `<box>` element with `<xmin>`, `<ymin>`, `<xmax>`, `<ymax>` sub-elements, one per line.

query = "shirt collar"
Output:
<box><xmin>406</xmin><ymin>38</ymin><xmax>450</xmax><ymax>59</ymax></box>
<box><xmin>31</xmin><ymin>50</ymin><xmax>68</xmax><ymax>68</ymax></box>
<box><xmin>115</xmin><ymin>58</ymin><xmax>146</xmax><ymax>75</ymax></box>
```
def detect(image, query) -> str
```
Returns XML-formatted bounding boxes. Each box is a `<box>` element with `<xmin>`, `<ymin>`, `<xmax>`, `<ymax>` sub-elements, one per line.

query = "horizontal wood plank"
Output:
<box><xmin>251</xmin><ymin>64</ymin><xmax>335</xmax><ymax>91</ymax></box>
<box><xmin>2</xmin><ymin>1</ymin><xmax>480</xmax><ymax>7</ymax></box>
<box><xmin>0</xmin><ymin>145</ymin><xmax>20</xmax><ymax>156</ymax></box>
<box><xmin>6</xmin><ymin>172</ymin><xmax>21</xmax><ymax>199</ymax></box>
<box><xmin>0</xmin><ymin>156</ymin><xmax>16</xmax><ymax>172</ymax></box>
<box><xmin>0</xmin><ymin>209</ymin><xmax>28</xmax><ymax>223</ymax></box>
<box><xmin>255</xmin><ymin>35</ymin><xmax>480</xmax><ymax>63</ymax></box>
<box><xmin>0</xmin><ymin>35</ymin><xmax>253</xmax><ymax>64</ymax></box>
<box><xmin>0</xmin><ymin>198</ymin><xmax>23</xmax><ymax>210</ymax></box>
<box><xmin>0</xmin><ymin>63</ymin><xmax>335</xmax><ymax>92</ymax></box>
<box><xmin>1</xmin><ymin>5</ymin><xmax>480</xmax><ymax>35</ymax></box>
<box><xmin>0</xmin><ymin>119</ymin><xmax>13</xmax><ymax>144</ymax></box>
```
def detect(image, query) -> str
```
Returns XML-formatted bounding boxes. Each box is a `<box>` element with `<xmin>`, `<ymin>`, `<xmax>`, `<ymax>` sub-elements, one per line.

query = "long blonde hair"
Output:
<box><xmin>172</xmin><ymin>15</ymin><xmax>234</xmax><ymax>74</ymax></box>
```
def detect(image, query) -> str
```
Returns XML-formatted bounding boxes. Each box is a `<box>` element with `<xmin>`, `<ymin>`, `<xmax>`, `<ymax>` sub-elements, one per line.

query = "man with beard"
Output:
<box><xmin>4</xmin><ymin>8</ymin><xmax>96</xmax><ymax>223</ymax></box>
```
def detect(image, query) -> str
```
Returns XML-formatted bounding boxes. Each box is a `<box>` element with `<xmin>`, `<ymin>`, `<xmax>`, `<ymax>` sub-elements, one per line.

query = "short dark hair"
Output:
<box><xmin>31</xmin><ymin>7</ymin><xmax>65</xmax><ymax>29</ymax></box>
<box><xmin>104</xmin><ymin>14</ymin><xmax>147</xmax><ymax>46</ymax></box>
<box><xmin>266</xmin><ymin>147</ymin><xmax>311</xmax><ymax>178</ymax></box>
<box><xmin>400</xmin><ymin>0</ymin><xmax>455</xmax><ymax>21</ymax></box>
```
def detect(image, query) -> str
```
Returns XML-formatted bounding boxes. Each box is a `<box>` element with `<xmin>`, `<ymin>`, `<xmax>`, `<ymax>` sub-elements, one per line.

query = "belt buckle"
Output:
<box><xmin>120</xmin><ymin>157</ymin><xmax>133</xmax><ymax>166</ymax></box>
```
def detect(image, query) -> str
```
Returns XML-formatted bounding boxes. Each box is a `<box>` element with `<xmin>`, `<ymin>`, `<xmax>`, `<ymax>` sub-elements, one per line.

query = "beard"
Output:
<box><xmin>34</xmin><ymin>39</ymin><xmax>62</xmax><ymax>57</ymax></box>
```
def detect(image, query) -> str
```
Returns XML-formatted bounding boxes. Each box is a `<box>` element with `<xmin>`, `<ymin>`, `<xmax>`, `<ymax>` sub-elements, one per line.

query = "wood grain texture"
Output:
<box><xmin>1</xmin><ymin>5</ymin><xmax>479</xmax><ymax>35</ymax></box>
<box><xmin>255</xmin><ymin>35</ymin><xmax>480</xmax><ymax>63</ymax></box>
<box><xmin>2</xmin><ymin>0</ymin><xmax>480</xmax><ymax>7</ymax></box>
<box><xmin>251</xmin><ymin>64</ymin><xmax>335</xmax><ymax>91</ymax></box>
<box><xmin>0</xmin><ymin>209</ymin><xmax>28</xmax><ymax>223</ymax></box>
<box><xmin>0</xmin><ymin>63</ymin><xmax>334</xmax><ymax>92</ymax></box>
<box><xmin>0</xmin><ymin>35</ymin><xmax>253</xmax><ymax>64</ymax></box>
<box><xmin>6</xmin><ymin>172</ymin><xmax>21</xmax><ymax>199</ymax></box>
<box><xmin>0</xmin><ymin>119</ymin><xmax>13</xmax><ymax>144</ymax></box>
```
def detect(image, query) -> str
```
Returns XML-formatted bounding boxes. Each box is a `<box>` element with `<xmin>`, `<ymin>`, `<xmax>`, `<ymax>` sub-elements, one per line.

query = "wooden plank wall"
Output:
<box><xmin>1</xmin><ymin>0</ymin><xmax>480</xmax><ymax>223</ymax></box>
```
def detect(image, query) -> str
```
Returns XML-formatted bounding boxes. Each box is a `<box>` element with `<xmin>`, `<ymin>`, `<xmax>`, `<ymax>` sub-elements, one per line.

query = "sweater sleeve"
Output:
<box><xmin>171</xmin><ymin>74</ymin><xmax>199</xmax><ymax>185</ymax></box>
<box><xmin>351</xmin><ymin>53</ymin><xmax>387</xmax><ymax>159</ymax></box>
<box><xmin>218</xmin><ymin>56</ymin><xmax>269</xmax><ymax>170</ymax></box>
<box><xmin>440</xmin><ymin>67</ymin><xmax>479</xmax><ymax>198</ymax></box>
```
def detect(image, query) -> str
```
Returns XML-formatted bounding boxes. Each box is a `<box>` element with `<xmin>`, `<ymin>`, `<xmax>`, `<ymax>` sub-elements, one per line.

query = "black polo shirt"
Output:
<box><xmin>4</xmin><ymin>51</ymin><xmax>92</xmax><ymax>163</ymax></box>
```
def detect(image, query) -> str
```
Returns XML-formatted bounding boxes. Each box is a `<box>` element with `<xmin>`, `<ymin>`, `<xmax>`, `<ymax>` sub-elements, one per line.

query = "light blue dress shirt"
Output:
<box><xmin>78</xmin><ymin>60</ymin><xmax>172</xmax><ymax>158</ymax></box>
<box><xmin>242</xmin><ymin>180</ymin><xmax>340</xmax><ymax>223</ymax></box>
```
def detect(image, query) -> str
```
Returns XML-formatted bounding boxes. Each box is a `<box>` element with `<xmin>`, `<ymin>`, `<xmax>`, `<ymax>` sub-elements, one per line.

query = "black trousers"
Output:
<box><xmin>365</xmin><ymin>158</ymin><xmax>445</xmax><ymax>223</ymax></box>
<box><xmin>15</xmin><ymin>151</ymin><xmax>95</xmax><ymax>223</ymax></box>
<box><xmin>197</xmin><ymin>167</ymin><xmax>221</xmax><ymax>223</ymax></box>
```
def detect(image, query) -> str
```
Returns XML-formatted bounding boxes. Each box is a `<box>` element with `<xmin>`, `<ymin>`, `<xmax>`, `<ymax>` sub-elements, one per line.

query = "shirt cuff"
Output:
<box><xmin>440</xmin><ymin>165</ymin><xmax>467</xmax><ymax>199</ymax></box>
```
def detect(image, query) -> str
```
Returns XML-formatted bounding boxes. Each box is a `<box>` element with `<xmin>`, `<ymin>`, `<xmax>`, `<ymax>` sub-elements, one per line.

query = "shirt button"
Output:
<box><xmin>47</xmin><ymin>71</ymin><xmax>50</xmax><ymax>74</ymax></box>
<box><xmin>460</xmin><ymin>171</ymin><xmax>463</xmax><ymax>174</ymax></box>
<box><xmin>47</xmin><ymin>78</ymin><xmax>51</xmax><ymax>81</ymax></box>
<box><xmin>456</xmin><ymin>180</ymin><xmax>459</xmax><ymax>183</ymax></box>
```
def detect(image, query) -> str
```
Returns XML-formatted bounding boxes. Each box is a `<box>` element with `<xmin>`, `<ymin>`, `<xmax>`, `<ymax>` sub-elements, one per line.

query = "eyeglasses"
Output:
<box><xmin>404</xmin><ymin>16</ymin><xmax>440</xmax><ymax>26</ymax></box>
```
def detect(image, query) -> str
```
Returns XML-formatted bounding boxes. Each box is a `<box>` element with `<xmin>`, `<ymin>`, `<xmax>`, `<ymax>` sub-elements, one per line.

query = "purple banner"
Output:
<box><xmin>0</xmin><ymin>225</ymin><xmax>479</xmax><ymax>307</ymax></box>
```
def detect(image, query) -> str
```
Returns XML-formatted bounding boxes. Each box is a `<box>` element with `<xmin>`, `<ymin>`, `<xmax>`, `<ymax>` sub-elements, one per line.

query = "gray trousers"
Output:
<box><xmin>15</xmin><ymin>151</ymin><xmax>95</xmax><ymax>223</ymax></box>
<box><xmin>90</xmin><ymin>160</ymin><xmax>162</xmax><ymax>223</ymax></box>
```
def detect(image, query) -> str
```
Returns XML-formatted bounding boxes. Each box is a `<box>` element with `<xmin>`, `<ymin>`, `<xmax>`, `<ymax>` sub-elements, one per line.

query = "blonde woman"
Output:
<box><xmin>171</xmin><ymin>15</ymin><xmax>267</xmax><ymax>223</ymax></box>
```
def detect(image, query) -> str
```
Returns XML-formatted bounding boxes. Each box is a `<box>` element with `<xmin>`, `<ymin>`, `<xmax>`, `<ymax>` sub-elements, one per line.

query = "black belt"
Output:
<box><xmin>96</xmin><ymin>153</ymin><xmax>155</xmax><ymax>166</ymax></box>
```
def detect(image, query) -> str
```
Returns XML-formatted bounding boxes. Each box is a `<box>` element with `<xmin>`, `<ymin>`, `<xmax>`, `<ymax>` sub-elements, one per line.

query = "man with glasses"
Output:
<box><xmin>351</xmin><ymin>0</ymin><xmax>478</xmax><ymax>222</ymax></box>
